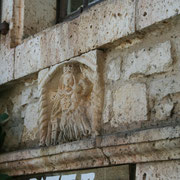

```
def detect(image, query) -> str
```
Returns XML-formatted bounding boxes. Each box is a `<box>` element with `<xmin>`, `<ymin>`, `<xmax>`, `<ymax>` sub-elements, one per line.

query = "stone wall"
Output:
<box><xmin>0</xmin><ymin>0</ymin><xmax>180</xmax><ymax>179</ymax></box>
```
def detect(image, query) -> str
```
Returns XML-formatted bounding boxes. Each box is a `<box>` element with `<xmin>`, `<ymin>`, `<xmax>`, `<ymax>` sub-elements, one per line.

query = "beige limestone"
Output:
<box><xmin>136</xmin><ymin>161</ymin><xmax>180</xmax><ymax>180</ymax></box>
<box><xmin>149</xmin><ymin>72</ymin><xmax>180</xmax><ymax>100</ymax></box>
<box><xmin>0</xmin><ymin>0</ymin><xmax>180</xmax><ymax>178</ymax></box>
<box><xmin>137</xmin><ymin>0</ymin><xmax>180</xmax><ymax>30</ymax></box>
<box><xmin>0</xmin><ymin>135</ymin><xmax>180</xmax><ymax>176</ymax></box>
<box><xmin>15</xmin><ymin>36</ymin><xmax>41</xmax><ymax>79</ymax></box>
<box><xmin>154</xmin><ymin>97</ymin><xmax>174</xmax><ymax>120</ymax></box>
<box><xmin>0</xmin><ymin>0</ymin><xmax>14</xmax><ymax>84</ymax></box>
<box><xmin>13</xmin><ymin>0</ymin><xmax>135</xmax><ymax>80</ymax></box>
<box><xmin>112</xmin><ymin>83</ymin><xmax>147</xmax><ymax>127</ymax></box>
<box><xmin>123</xmin><ymin>41</ymin><xmax>172</xmax><ymax>79</ymax></box>
<box><xmin>1</xmin><ymin>126</ymin><xmax>180</xmax><ymax>163</ymax></box>
<box><xmin>0</xmin><ymin>48</ymin><xmax>14</xmax><ymax>85</ymax></box>
<box><xmin>107</xmin><ymin>58</ymin><xmax>121</xmax><ymax>81</ymax></box>
<box><xmin>22</xmin><ymin>102</ymin><xmax>39</xmax><ymax>142</ymax></box>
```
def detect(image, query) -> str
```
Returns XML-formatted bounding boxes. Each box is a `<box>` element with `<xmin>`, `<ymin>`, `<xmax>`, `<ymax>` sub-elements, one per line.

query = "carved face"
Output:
<box><xmin>63</xmin><ymin>64</ymin><xmax>74</xmax><ymax>73</ymax></box>
<box><xmin>62</xmin><ymin>73</ymin><xmax>75</xmax><ymax>92</ymax></box>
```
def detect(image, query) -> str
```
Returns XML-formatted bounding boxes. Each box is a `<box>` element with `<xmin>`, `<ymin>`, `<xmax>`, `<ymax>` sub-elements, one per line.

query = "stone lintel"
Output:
<box><xmin>0</xmin><ymin>126</ymin><xmax>180</xmax><ymax>176</ymax></box>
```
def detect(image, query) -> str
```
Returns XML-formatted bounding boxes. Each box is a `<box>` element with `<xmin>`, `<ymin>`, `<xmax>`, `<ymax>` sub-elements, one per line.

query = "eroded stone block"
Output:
<box><xmin>14</xmin><ymin>0</ymin><xmax>135</xmax><ymax>80</ymax></box>
<box><xmin>107</xmin><ymin>59</ymin><xmax>121</xmax><ymax>81</ymax></box>
<box><xmin>0</xmin><ymin>49</ymin><xmax>14</xmax><ymax>84</ymax></box>
<box><xmin>136</xmin><ymin>161</ymin><xmax>180</xmax><ymax>180</ymax></box>
<box><xmin>154</xmin><ymin>96</ymin><xmax>174</xmax><ymax>120</ymax></box>
<box><xmin>21</xmin><ymin>102</ymin><xmax>39</xmax><ymax>143</ymax></box>
<box><xmin>150</xmin><ymin>72</ymin><xmax>180</xmax><ymax>100</ymax></box>
<box><xmin>112</xmin><ymin>83</ymin><xmax>147</xmax><ymax>127</ymax></box>
<box><xmin>123</xmin><ymin>41</ymin><xmax>172</xmax><ymax>79</ymax></box>
<box><xmin>15</xmin><ymin>36</ymin><xmax>41</xmax><ymax>79</ymax></box>
<box><xmin>137</xmin><ymin>0</ymin><xmax>180</xmax><ymax>30</ymax></box>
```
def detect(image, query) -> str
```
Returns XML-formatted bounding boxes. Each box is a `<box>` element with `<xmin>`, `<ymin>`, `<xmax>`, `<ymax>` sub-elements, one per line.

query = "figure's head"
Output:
<box><xmin>63</xmin><ymin>64</ymin><xmax>74</xmax><ymax>74</ymax></box>
<box><xmin>63</xmin><ymin>73</ymin><xmax>74</xmax><ymax>88</ymax></box>
<box><xmin>61</xmin><ymin>64</ymin><xmax>76</xmax><ymax>91</ymax></box>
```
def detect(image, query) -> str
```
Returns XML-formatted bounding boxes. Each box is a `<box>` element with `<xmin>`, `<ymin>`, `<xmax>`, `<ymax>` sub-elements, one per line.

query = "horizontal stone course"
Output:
<box><xmin>14</xmin><ymin>0</ymin><xmax>135</xmax><ymax>80</ymax></box>
<box><xmin>1</xmin><ymin>0</ymin><xmax>180</xmax><ymax>84</ymax></box>
<box><xmin>137</xmin><ymin>0</ymin><xmax>180</xmax><ymax>30</ymax></box>
<box><xmin>0</xmin><ymin>133</ymin><xmax>179</xmax><ymax>176</ymax></box>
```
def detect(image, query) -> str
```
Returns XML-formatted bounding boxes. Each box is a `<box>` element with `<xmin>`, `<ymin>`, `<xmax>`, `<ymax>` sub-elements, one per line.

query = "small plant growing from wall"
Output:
<box><xmin>0</xmin><ymin>113</ymin><xmax>12</xmax><ymax>180</ymax></box>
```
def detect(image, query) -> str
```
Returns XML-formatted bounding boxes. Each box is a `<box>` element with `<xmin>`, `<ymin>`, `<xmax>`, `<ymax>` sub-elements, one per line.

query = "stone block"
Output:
<box><xmin>137</xmin><ymin>0</ymin><xmax>180</xmax><ymax>30</ymax></box>
<box><xmin>136</xmin><ymin>161</ymin><xmax>180</xmax><ymax>180</ymax></box>
<box><xmin>14</xmin><ymin>0</ymin><xmax>135</xmax><ymax>80</ymax></box>
<box><xmin>150</xmin><ymin>72</ymin><xmax>180</xmax><ymax>100</ymax></box>
<box><xmin>39</xmin><ymin>28</ymin><xmax>57</xmax><ymax>69</ymax></box>
<box><xmin>112</xmin><ymin>83</ymin><xmax>147</xmax><ymax>127</ymax></box>
<box><xmin>123</xmin><ymin>41</ymin><xmax>172</xmax><ymax>79</ymax></box>
<box><xmin>0</xmin><ymin>0</ymin><xmax>14</xmax><ymax>85</ymax></box>
<box><xmin>15</xmin><ymin>36</ymin><xmax>41</xmax><ymax>79</ymax></box>
<box><xmin>77</xmin><ymin>0</ymin><xmax>135</xmax><ymax>52</ymax></box>
<box><xmin>154</xmin><ymin>96</ymin><xmax>174</xmax><ymax>120</ymax></box>
<box><xmin>0</xmin><ymin>49</ymin><xmax>14</xmax><ymax>85</ymax></box>
<box><xmin>107</xmin><ymin>59</ymin><xmax>121</xmax><ymax>81</ymax></box>
<box><xmin>21</xmin><ymin>102</ymin><xmax>39</xmax><ymax>143</ymax></box>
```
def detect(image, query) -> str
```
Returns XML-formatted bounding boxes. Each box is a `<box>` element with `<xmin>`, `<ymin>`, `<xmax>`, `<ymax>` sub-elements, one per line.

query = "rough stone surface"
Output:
<box><xmin>103</xmin><ymin>90</ymin><xmax>113</xmax><ymax>123</ymax></box>
<box><xmin>0</xmin><ymin>136</ymin><xmax>180</xmax><ymax>176</ymax></box>
<box><xmin>112</xmin><ymin>83</ymin><xmax>147</xmax><ymax>127</ymax></box>
<box><xmin>0</xmin><ymin>48</ymin><xmax>14</xmax><ymax>85</ymax></box>
<box><xmin>14</xmin><ymin>0</ymin><xmax>135</xmax><ymax>79</ymax></box>
<box><xmin>123</xmin><ymin>41</ymin><xmax>172</xmax><ymax>79</ymax></box>
<box><xmin>1</xmin><ymin>0</ymin><xmax>180</xmax><ymax>178</ymax></box>
<box><xmin>137</xmin><ymin>0</ymin><xmax>180</xmax><ymax>30</ymax></box>
<box><xmin>15</xmin><ymin>36</ymin><xmax>41</xmax><ymax>79</ymax></box>
<box><xmin>149</xmin><ymin>72</ymin><xmax>180</xmax><ymax>100</ymax></box>
<box><xmin>21</xmin><ymin>102</ymin><xmax>39</xmax><ymax>144</ymax></box>
<box><xmin>107</xmin><ymin>58</ymin><xmax>121</xmax><ymax>81</ymax></box>
<box><xmin>0</xmin><ymin>0</ymin><xmax>14</xmax><ymax>84</ymax></box>
<box><xmin>24</xmin><ymin>0</ymin><xmax>56</xmax><ymax>38</ymax></box>
<box><xmin>154</xmin><ymin>96</ymin><xmax>174</xmax><ymax>120</ymax></box>
<box><xmin>136</xmin><ymin>161</ymin><xmax>180</xmax><ymax>180</ymax></box>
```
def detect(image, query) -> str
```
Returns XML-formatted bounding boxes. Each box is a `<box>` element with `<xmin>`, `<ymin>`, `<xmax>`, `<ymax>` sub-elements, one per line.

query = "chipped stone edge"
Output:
<box><xmin>0</xmin><ymin>126</ymin><xmax>180</xmax><ymax>176</ymax></box>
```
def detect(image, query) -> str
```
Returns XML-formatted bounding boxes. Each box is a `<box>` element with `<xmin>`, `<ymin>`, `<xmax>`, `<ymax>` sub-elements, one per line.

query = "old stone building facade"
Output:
<box><xmin>0</xmin><ymin>0</ymin><xmax>180</xmax><ymax>179</ymax></box>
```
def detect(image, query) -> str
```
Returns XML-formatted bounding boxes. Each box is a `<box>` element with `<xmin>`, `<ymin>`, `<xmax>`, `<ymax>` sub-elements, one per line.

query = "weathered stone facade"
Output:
<box><xmin>0</xmin><ymin>0</ymin><xmax>180</xmax><ymax>179</ymax></box>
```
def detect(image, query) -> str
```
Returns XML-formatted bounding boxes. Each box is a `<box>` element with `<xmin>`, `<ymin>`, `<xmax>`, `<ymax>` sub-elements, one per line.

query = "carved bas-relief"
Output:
<box><xmin>39</xmin><ymin>52</ymin><xmax>104</xmax><ymax>146</ymax></box>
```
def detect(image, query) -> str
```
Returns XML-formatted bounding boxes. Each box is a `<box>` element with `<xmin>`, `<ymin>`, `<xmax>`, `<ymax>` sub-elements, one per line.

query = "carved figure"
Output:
<box><xmin>46</xmin><ymin>64</ymin><xmax>92</xmax><ymax>145</ymax></box>
<box><xmin>39</xmin><ymin>58</ymin><xmax>104</xmax><ymax>147</ymax></box>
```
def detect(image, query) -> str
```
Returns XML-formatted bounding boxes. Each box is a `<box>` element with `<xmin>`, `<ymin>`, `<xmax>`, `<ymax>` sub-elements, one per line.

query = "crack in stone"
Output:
<box><xmin>98</xmin><ymin>147</ymin><xmax>111</xmax><ymax>165</ymax></box>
